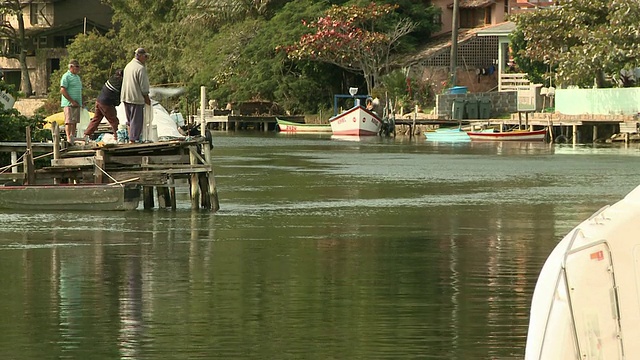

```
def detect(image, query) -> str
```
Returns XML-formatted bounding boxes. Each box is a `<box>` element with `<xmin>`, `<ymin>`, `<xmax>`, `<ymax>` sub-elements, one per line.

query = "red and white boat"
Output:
<box><xmin>467</xmin><ymin>128</ymin><xmax>547</xmax><ymax>141</ymax></box>
<box><xmin>329</xmin><ymin>105</ymin><xmax>382</xmax><ymax>136</ymax></box>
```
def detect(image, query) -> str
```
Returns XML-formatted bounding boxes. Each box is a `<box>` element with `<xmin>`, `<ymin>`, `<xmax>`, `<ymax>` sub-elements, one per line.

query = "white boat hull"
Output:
<box><xmin>276</xmin><ymin>118</ymin><xmax>331</xmax><ymax>133</ymax></box>
<box><xmin>329</xmin><ymin>106</ymin><xmax>382</xmax><ymax>136</ymax></box>
<box><xmin>526</xmin><ymin>185</ymin><xmax>640</xmax><ymax>359</ymax></box>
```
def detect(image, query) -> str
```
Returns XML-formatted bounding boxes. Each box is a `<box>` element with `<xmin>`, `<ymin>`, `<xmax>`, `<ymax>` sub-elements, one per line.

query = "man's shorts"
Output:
<box><xmin>64</xmin><ymin>106</ymin><xmax>80</xmax><ymax>124</ymax></box>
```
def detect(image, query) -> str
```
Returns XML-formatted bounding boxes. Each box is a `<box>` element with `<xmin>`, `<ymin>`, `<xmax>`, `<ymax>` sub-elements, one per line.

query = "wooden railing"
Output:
<box><xmin>499</xmin><ymin>73</ymin><xmax>531</xmax><ymax>92</ymax></box>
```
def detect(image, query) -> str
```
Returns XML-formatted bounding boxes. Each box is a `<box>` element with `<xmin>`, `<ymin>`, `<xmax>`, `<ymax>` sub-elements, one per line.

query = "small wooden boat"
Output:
<box><xmin>276</xmin><ymin>118</ymin><xmax>332</xmax><ymax>133</ymax></box>
<box><xmin>329</xmin><ymin>105</ymin><xmax>382</xmax><ymax>136</ymax></box>
<box><xmin>467</xmin><ymin>128</ymin><xmax>547</xmax><ymax>141</ymax></box>
<box><xmin>525</xmin><ymin>184</ymin><xmax>640</xmax><ymax>359</ymax></box>
<box><xmin>0</xmin><ymin>183</ymin><xmax>141</xmax><ymax>211</ymax></box>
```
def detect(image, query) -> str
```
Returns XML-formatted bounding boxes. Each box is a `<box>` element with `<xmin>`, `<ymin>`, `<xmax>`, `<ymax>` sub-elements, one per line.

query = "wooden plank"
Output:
<box><xmin>51</xmin><ymin>157</ymin><xmax>95</xmax><ymax>167</ymax></box>
<box><xmin>109</xmin><ymin>154</ymin><xmax>190</xmax><ymax>165</ymax></box>
<box><xmin>141</xmin><ymin>164</ymin><xmax>205</xmax><ymax>169</ymax></box>
<box><xmin>0</xmin><ymin>173</ymin><xmax>25</xmax><ymax>182</ymax></box>
<box><xmin>499</xmin><ymin>73</ymin><xmax>531</xmax><ymax>92</ymax></box>
<box><xmin>0</xmin><ymin>142</ymin><xmax>54</xmax><ymax>153</ymax></box>
<box><xmin>619</xmin><ymin>122</ymin><xmax>638</xmax><ymax>134</ymax></box>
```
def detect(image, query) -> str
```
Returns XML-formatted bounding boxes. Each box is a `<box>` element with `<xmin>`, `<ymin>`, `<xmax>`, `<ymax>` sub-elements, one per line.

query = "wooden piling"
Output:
<box><xmin>24</xmin><ymin>127</ymin><xmax>35</xmax><ymax>185</ymax></box>
<box><xmin>143</xmin><ymin>186</ymin><xmax>154</xmax><ymax>209</ymax></box>
<box><xmin>52</xmin><ymin>122</ymin><xmax>61</xmax><ymax>160</ymax></box>
<box><xmin>94</xmin><ymin>149</ymin><xmax>105</xmax><ymax>183</ymax></box>
<box><xmin>157</xmin><ymin>187</ymin><xmax>171</xmax><ymax>209</ymax></box>
<box><xmin>202</xmin><ymin>143</ymin><xmax>220</xmax><ymax>211</ymax></box>
<box><xmin>168</xmin><ymin>176</ymin><xmax>177</xmax><ymax>210</ymax></box>
<box><xmin>189</xmin><ymin>145</ymin><xmax>200</xmax><ymax>209</ymax></box>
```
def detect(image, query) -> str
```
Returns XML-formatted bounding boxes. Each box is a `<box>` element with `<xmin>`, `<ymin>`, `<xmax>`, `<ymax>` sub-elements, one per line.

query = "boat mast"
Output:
<box><xmin>449</xmin><ymin>0</ymin><xmax>460</xmax><ymax>87</ymax></box>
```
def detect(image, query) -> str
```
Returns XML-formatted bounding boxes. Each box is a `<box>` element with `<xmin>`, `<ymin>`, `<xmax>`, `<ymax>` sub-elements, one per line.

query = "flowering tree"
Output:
<box><xmin>282</xmin><ymin>2</ymin><xmax>415</xmax><ymax>95</ymax></box>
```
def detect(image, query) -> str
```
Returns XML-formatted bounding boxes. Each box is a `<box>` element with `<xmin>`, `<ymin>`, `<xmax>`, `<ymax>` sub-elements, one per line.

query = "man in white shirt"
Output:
<box><xmin>121</xmin><ymin>48</ymin><xmax>151</xmax><ymax>143</ymax></box>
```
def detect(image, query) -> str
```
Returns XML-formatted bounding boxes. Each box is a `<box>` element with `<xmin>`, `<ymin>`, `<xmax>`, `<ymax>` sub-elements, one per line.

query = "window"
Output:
<box><xmin>460</xmin><ymin>8</ymin><xmax>488</xmax><ymax>28</ymax></box>
<box><xmin>434</xmin><ymin>13</ymin><xmax>442</xmax><ymax>26</ymax></box>
<box><xmin>53</xmin><ymin>35</ymin><xmax>73</xmax><ymax>48</ymax></box>
<box><xmin>30</xmin><ymin>2</ymin><xmax>46</xmax><ymax>26</ymax></box>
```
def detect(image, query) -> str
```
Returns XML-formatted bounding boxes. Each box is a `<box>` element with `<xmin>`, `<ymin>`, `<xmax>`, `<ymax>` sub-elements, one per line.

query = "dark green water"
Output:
<box><xmin>2</xmin><ymin>133</ymin><xmax>640</xmax><ymax>359</ymax></box>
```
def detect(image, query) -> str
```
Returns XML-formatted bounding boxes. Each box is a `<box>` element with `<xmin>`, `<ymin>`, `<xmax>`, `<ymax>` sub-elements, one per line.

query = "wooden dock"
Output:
<box><xmin>395</xmin><ymin>111</ymin><xmax>635</xmax><ymax>144</ymax></box>
<box><xmin>199</xmin><ymin>109</ymin><xmax>305</xmax><ymax>132</ymax></box>
<box><xmin>0</xmin><ymin>126</ymin><xmax>219</xmax><ymax>211</ymax></box>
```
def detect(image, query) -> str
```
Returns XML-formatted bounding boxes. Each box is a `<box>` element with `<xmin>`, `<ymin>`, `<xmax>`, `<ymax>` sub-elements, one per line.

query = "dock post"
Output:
<box><xmin>200</xmin><ymin>86</ymin><xmax>206</xmax><ymax>137</ymax></box>
<box><xmin>10</xmin><ymin>151</ymin><xmax>17</xmax><ymax>173</ymax></box>
<box><xmin>143</xmin><ymin>186</ymin><xmax>155</xmax><ymax>209</ymax></box>
<box><xmin>189</xmin><ymin>145</ymin><xmax>200</xmax><ymax>209</ymax></box>
<box><xmin>52</xmin><ymin>122</ymin><xmax>61</xmax><ymax>161</ymax></box>
<box><xmin>94</xmin><ymin>149</ymin><xmax>105</xmax><ymax>183</ymax></box>
<box><xmin>198</xmin><ymin>173</ymin><xmax>209</xmax><ymax>208</ymax></box>
<box><xmin>202</xmin><ymin>142</ymin><xmax>220</xmax><ymax>212</ymax></box>
<box><xmin>157</xmin><ymin>187</ymin><xmax>171</xmax><ymax>209</ymax></box>
<box><xmin>168</xmin><ymin>176</ymin><xmax>177</xmax><ymax>210</ymax></box>
<box><xmin>24</xmin><ymin>126</ymin><xmax>35</xmax><ymax>185</ymax></box>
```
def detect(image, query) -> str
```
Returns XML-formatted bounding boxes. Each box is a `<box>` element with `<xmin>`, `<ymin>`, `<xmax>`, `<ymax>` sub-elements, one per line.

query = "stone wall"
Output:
<box><xmin>14</xmin><ymin>98</ymin><xmax>46</xmax><ymax>116</ymax></box>
<box><xmin>435</xmin><ymin>91</ymin><xmax>517</xmax><ymax>119</ymax></box>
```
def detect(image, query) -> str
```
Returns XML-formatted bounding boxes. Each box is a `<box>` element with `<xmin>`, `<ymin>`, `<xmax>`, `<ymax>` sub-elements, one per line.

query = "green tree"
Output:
<box><xmin>41</xmin><ymin>30</ymin><xmax>127</xmax><ymax>115</ymax></box>
<box><xmin>104</xmin><ymin>0</ymin><xmax>183</xmax><ymax>85</ymax></box>
<box><xmin>509</xmin><ymin>28</ymin><xmax>549</xmax><ymax>86</ymax></box>
<box><xmin>0</xmin><ymin>0</ymin><xmax>33</xmax><ymax>96</ymax></box>
<box><xmin>0</xmin><ymin>81</ymin><xmax>47</xmax><ymax>166</ymax></box>
<box><xmin>186</xmin><ymin>0</ymin><xmax>343</xmax><ymax>114</ymax></box>
<box><xmin>514</xmin><ymin>0</ymin><xmax>640</xmax><ymax>88</ymax></box>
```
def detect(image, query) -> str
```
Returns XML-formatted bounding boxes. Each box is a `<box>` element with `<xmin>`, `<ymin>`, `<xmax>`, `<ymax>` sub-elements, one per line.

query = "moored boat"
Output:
<box><xmin>467</xmin><ymin>128</ymin><xmax>547</xmax><ymax>141</ymax></box>
<box><xmin>0</xmin><ymin>183</ymin><xmax>141</xmax><ymax>211</ymax></box>
<box><xmin>276</xmin><ymin>118</ymin><xmax>332</xmax><ymax>133</ymax></box>
<box><xmin>424</xmin><ymin>127</ymin><xmax>470</xmax><ymax>142</ymax></box>
<box><xmin>525</xmin><ymin>184</ymin><xmax>640</xmax><ymax>359</ymax></box>
<box><xmin>329</xmin><ymin>105</ymin><xmax>382</xmax><ymax>136</ymax></box>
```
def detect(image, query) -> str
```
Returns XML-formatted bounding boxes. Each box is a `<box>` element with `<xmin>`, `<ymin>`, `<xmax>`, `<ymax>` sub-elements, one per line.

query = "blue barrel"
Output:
<box><xmin>449</xmin><ymin>86</ymin><xmax>468</xmax><ymax>94</ymax></box>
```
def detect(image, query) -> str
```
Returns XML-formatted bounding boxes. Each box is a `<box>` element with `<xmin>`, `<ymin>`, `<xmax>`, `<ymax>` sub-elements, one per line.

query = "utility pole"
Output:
<box><xmin>449</xmin><ymin>0</ymin><xmax>460</xmax><ymax>87</ymax></box>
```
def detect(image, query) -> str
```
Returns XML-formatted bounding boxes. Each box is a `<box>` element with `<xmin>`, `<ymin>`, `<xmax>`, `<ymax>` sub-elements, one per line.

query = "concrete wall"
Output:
<box><xmin>556</xmin><ymin>88</ymin><xmax>640</xmax><ymax>116</ymax></box>
<box><xmin>436</xmin><ymin>91</ymin><xmax>517</xmax><ymax>119</ymax></box>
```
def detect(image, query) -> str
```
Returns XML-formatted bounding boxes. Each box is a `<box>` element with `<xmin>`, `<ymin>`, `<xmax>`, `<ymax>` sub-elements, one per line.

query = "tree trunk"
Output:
<box><xmin>364</xmin><ymin>71</ymin><xmax>373</xmax><ymax>96</ymax></box>
<box><xmin>18</xmin><ymin>50</ymin><xmax>32</xmax><ymax>96</ymax></box>
<box><xmin>16</xmin><ymin>6</ymin><xmax>32</xmax><ymax>97</ymax></box>
<box><xmin>594</xmin><ymin>70</ymin><xmax>606</xmax><ymax>89</ymax></box>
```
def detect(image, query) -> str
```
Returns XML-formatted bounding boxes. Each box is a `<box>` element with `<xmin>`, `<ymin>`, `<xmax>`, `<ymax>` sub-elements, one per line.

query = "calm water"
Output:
<box><xmin>2</xmin><ymin>134</ymin><xmax>640</xmax><ymax>359</ymax></box>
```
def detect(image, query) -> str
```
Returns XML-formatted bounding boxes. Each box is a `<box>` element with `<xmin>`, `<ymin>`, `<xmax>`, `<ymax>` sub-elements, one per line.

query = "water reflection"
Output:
<box><xmin>1</xmin><ymin>137</ymin><xmax>640</xmax><ymax>358</ymax></box>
